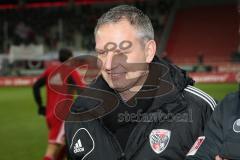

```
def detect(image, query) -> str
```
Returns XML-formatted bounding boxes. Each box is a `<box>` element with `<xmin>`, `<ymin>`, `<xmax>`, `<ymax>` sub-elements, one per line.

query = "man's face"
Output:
<box><xmin>95</xmin><ymin>20</ymin><xmax>152</xmax><ymax>92</ymax></box>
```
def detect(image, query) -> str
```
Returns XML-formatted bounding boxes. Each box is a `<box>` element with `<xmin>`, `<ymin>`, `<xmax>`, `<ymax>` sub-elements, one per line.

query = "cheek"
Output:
<box><xmin>125</xmin><ymin>51</ymin><xmax>147</xmax><ymax>64</ymax></box>
<box><xmin>97</xmin><ymin>56</ymin><xmax>107</xmax><ymax>69</ymax></box>
<box><xmin>126</xmin><ymin>71</ymin><xmax>143</xmax><ymax>80</ymax></box>
<box><xmin>97</xmin><ymin>57</ymin><xmax>103</xmax><ymax>68</ymax></box>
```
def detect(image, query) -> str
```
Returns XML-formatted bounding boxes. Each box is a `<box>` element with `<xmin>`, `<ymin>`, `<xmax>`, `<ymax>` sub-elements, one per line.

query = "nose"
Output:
<box><xmin>104</xmin><ymin>52</ymin><xmax>116</xmax><ymax>71</ymax></box>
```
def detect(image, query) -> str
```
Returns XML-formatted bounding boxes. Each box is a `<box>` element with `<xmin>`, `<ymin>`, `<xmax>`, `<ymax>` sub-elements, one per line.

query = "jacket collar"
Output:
<box><xmin>72</xmin><ymin>56</ymin><xmax>193</xmax><ymax>115</ymax></box>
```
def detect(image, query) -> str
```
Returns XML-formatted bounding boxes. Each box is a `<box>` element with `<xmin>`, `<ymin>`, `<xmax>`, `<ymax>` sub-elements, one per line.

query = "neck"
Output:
<box><xmin>119</xmin><ymin>71</ymin><xmax>149</xmax><ymax>102</ymax></box>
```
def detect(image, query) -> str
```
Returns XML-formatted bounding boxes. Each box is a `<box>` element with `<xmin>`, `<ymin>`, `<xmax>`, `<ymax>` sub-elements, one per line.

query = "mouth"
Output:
<box><xmin>107</xmin><ymin>72</ymin><xmax>126</xmax><ymax>79</ymax></box>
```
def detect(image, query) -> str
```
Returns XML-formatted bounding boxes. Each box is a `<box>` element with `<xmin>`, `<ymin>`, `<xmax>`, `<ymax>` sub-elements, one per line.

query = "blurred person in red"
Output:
<box><xmin>33</xmin><ymin>48</ymin><xmax>84</xmax><ymax>160</ymax></box>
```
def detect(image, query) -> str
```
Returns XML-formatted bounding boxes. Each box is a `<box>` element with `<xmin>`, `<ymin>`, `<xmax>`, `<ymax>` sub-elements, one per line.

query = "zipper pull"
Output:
<box><xmin>118</xmin><ymin>152</ymin><xmax>126</xmax><ymax>160</ymax></box>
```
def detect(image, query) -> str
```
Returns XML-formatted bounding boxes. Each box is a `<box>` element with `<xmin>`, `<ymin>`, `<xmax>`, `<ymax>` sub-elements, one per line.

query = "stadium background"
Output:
<box><xmin>0</xmin><ymin>0</ymin><xmax>239</xmax><ymax>159</ymax></box>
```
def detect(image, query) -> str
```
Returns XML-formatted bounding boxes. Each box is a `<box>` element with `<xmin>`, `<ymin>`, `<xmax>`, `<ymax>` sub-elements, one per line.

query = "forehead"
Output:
<box><xmin>95</xmin><ymin>20</ymin><xmax>140</xmax><ymax>49</ymax></box>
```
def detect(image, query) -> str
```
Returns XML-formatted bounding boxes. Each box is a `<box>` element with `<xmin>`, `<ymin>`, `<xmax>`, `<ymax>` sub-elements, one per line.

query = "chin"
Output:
<box><xmin>109</xmin><ymin>82</ymin><xmax>123</xmax><ymax>89</ymax></box>
<box><xmin>107</xmin><ymin>81</ymin><xmax>127</xmax><ymax>91</ymax></box>
<box><xmin>103</xmin><ymin>74</ymin><xmax>129</xmax><ymax>90</ymax></box>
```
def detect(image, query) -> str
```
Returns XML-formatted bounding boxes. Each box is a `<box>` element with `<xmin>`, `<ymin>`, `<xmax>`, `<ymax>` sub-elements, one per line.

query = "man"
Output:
<box><xmin>33</xmin><ymin>48</ymin><xmax>84</xmax><ymax>160</ymax></box>
<box><xmin>185</xmin><ymin>89</ymin><xmax>240</xmax><ymax>160</ymax></box>
<box><xmin>65</xmin><ymin>5</ymin><xmax>216</xmax><ymax>160</ymax></box>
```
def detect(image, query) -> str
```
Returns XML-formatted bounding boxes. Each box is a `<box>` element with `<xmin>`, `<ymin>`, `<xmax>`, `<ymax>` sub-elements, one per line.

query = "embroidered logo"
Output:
<box><xmin>74</xmin><ymin>139</ymin><xmax>85</xmax><ymax>153</ymax></box>
<box><xmin>149</xmin><ymin>129</ymin><xmax>171</xmax><ymax>154</ymax></box>
<box><xmin>70</xmin><ymin>128</ymin><xmax>95</xmax><ymax>159</ymax></box>
<box><xmin>233</xmin><ymin>119</ymin><xmax>240</xmax><ymax>133</ymax></box>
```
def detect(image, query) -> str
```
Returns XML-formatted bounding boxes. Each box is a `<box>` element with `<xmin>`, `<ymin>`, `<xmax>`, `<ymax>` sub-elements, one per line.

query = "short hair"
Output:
<box><xmin>58</xmin><ymin>48</ymin><xmax>73</xmax><ymax>62</ymax></box>
<box><xmin>94</xmin><ymin>5</ymin><xmax>154</xmax><ymax>42</ymax></box>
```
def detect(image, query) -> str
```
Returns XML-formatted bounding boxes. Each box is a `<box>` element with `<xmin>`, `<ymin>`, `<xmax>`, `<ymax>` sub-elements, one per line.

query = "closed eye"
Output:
<box><xmin>96</xmin><ymin>49</ymin><xmax>106</xmax><ymax>55</ymax></box>
<box><xmin>97</xmin><ymin>51</ymin><xmax>106</xmax><ymax>55</ymax></box>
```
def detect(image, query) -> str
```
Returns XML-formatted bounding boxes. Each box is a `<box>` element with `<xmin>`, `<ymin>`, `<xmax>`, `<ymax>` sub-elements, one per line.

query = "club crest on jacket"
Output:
<box><xmin>149</xmin><ymin>129</ymin><xmax>171</xmax><ymax>154</ymax></box>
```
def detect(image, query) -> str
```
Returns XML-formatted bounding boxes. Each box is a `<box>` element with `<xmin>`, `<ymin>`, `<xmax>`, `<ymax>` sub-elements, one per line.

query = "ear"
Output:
<box><xmin>144</xmin><ymin>40</ymin><xmax>156</xmax><ymax>63</ymax></box>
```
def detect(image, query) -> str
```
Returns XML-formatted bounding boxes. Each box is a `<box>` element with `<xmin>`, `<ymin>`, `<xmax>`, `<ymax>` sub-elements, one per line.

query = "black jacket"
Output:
<box><xmin>65</xmin><ymin>57</ymin><xmax>215</xmax><ymax>160</ymax></box>
<box><xmin>185</xmin><ymin>91</ymin><xmax>240</xmax><ymax>160</ymax></box>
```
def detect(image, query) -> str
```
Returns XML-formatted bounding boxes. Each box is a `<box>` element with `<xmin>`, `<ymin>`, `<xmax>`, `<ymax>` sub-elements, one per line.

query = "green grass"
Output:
<box><xmin>0</xmin><ymin>83</ymin><xmax>238</xmax><ymax>159</ymax></box>
<box><xmin>0</xmin><ymin>87</ymin><xmax>47</xmax><ymax>160</ymax></box>
<box><xmin>195</xmin><ymin>83</ymin><xmax>239</xmax><ymax>101</ymax></box>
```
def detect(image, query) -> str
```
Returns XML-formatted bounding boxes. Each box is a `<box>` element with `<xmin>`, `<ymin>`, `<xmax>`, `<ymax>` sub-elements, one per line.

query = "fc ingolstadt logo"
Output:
<box><xmin>149</xmin><ymin>129</ymin><xmax>171</xmax><ymax>154</ymax></box>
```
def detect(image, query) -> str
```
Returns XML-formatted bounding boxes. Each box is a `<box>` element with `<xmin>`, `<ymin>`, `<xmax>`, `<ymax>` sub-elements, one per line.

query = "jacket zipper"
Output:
<box><xmin>125</xmin><ymin>122</ymin><xmax>155</xmax><ymax>160</ymax></box>
<box><xmin>100</xmin><ymin>120</ymin><xmax>126</xmax><ymax>159</ymax></box>
<box><xmin>124</xmin><ymin>123</ymin><xmax>140</xmax><ymax>152</ymax></box>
